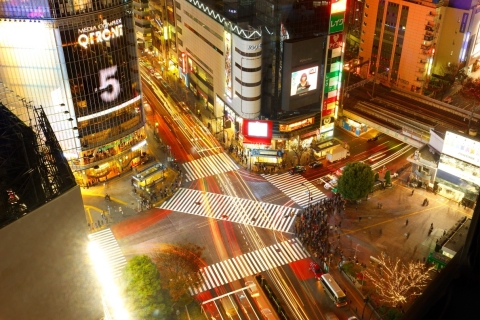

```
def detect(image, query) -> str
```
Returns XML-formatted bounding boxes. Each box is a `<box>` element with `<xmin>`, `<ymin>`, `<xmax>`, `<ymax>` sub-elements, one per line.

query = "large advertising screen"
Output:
<box><xmin>58</xmin><ymin>12</ymin><xmax>141</xmax><ymax>119</ymax></box>
<box><xmin>281</xmin><ymin>36</ymin><xmax>324</xmax><ymax>111</ymax></box>
<box><xmin>443</xmin><ymin>131</ymin><xmax>480</xmax><ymax>167</ymax></box>
<box><xmin>242</xmin><ymin>119</ymin><xmax>273</xmax><ymax>139</ymax></box>
<box><xmin>290</xmin><ymin>66</ymin><xmax>319</xmax><ymax>96</ymax></box>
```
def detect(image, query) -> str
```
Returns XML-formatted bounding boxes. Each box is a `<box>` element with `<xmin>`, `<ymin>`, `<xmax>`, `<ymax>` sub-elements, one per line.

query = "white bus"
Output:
<box><xmin>320</xmin><ymin>274</ymin><xmax>348</xmax><ymax>307</ymax></box>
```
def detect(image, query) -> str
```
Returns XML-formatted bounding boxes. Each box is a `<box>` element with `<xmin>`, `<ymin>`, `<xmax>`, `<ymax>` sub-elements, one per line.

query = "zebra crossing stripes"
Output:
<box><xmin>261</xmin><ymin>173</ymin><xmax>327</xmax><ymax>208</ymax></box>
<box><xmin>182</xmin><ymin>153</ymin><xmax>240</xmax><ymax>182</ymax></box>
<box><xmin>88</xmin><ymin>228</ymin><xmax>127</xmax><ymax>279</ymax></box>
<box><xmin>189</xmin><ymin>238</ymin><xmax>309</xmax><ymax>295</ymax></box>
<box><xmin>158</xmin><ymin>188</ymin><xmax>299</xmax><ymax>232</ymax></box>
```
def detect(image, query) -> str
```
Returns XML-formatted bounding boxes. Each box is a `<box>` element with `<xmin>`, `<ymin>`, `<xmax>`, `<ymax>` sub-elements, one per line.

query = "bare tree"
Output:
<box><xmin>290</xmin><ymin>139</ymin><xmax>310</xmax><ymax>165</ymax></box>
<box><xmin>364</xmin><ymin>252</ymin><xmax>434</xmax><ymax>307</ymax></box>
<box><xmin>152</xmin><ymin>242</ymin><xmax>205</xmax><ymax>304</ymax></box>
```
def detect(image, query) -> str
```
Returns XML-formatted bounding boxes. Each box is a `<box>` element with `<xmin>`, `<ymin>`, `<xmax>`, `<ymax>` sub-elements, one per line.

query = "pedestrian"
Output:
<box><xmin>119</xmin><ymin>207</ymin><xmax>123</xmax><ymax>216</ymax></box>
<box><xmin>406</xmin><ymin>232</ymin><xmax>410</xmax><ymax>239</ymax></box>
<box><xmin>411</xmin><ymin>189</ymin><xmax>415</xmax><ymax>196</ymax></box>
<box><xmin>406</xmin><ymin>219</ymin><xmax>409</xmax><ymax>226</ymax></box>
<box><xmin>358</xmin><ymin>216</ymin><xmax>362</xmax><ymax>222</ymax></box>
<box><xmin>355</xmin><ymin>206</ymin><xmax>358</xmax><ymax>212</ymax></box>
<box><xmin>431</xmin><ymin>223</ymin><xmax>433</xmax><ymax>228</ymax></box>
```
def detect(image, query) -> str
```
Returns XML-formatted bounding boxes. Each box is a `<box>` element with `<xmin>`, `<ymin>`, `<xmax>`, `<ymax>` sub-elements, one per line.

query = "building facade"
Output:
<box><xmin>0</xmin><ymin>1</ymin><xmax>146</xmax><ymax>186</ymax></box>
<box><xmin>154</xmin><ymin>0</ymin><xmax>345</xmax><ymax>162</ymax></box>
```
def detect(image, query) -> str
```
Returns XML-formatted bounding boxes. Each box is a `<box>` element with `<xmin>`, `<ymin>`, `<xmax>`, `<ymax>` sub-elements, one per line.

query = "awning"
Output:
<box><xmin>242</xmin><ymin>135</ymin><xmax>271</xmax><ymax>145</ymax></box>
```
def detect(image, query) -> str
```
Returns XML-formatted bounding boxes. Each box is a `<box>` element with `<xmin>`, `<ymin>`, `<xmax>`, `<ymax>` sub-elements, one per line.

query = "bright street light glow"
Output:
<box><xmin>88</xmin><ymin>241</ymin><xmax>129</xmax><ymax>320</ymax></box>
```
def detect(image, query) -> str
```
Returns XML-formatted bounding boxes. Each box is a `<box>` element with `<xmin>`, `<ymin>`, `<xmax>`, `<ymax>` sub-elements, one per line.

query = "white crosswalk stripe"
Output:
<box><xmin>261</xmin><ymin>172</ymin><xmax>328</xmax><ymax>208</ymax></box>
<box><xmin>88</xmin><ymin>228</ymin><xmax>127</xmax><ymax>279</ymax></box>
<box><xmin>182</xmin><ymin>153</ymin><xmax>240</xmax><ymax>182</ymax></box>
<box><xmin>158</xmin><ymin>188</ymin><xmax>299</xmax><ymax>232</ymax></box>
<box><xmin>189</xmin><ymin>238</ymin><xmax>309</xmax><ymax>295</ymax></box>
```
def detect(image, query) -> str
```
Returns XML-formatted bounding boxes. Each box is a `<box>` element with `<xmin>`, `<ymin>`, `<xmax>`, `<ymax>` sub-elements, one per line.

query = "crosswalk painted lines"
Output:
<box><xmin>261</xmin><ymin>173</ymin><xmax>327</xmax><ymax>208</ymax></box>
<box><xmin>88</xmin><ymin>228</ymin><xmax>127</xmax><ymax>279</ymax></box>
<box><xmin>182</xmin><ymin>153</ymin><xmax>239</xmax><ymax>182</ymax></box>
<box><xmin>158</xmin><ymin>188</ymin><xmax>299</xmax><ymax>232</ymax></box>
<box><xmin>189</xmin><ymin>238</ymin><xmax>309</xmax><ymax>295</ymax></box>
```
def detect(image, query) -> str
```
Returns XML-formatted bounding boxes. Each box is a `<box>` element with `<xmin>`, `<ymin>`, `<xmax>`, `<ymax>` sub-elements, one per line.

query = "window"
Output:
<box><xmin>178</xmin><ymin>38</ymin><xmax>183</xmax><ymax>47</ymax></box>
<box><xmin>235</xmin><ymin>62</ymin><xmax>261</xmax><ymax>72</ymax></box>
<box><xmin>235</xmin><ymin>91</ymin><xmax>261</xmax><ymax>101</ymax></box>
<box><xmin>235</xmin><ymin>77</ymin><xmax>261</xmax><ymax>87</ymax></box>
<box><xmin>234</xmin><ymin>47</ymin><xmax>262</xmax><ymax>57</ymax></box>
<box><xmin>176</xmin><ymin>14</ymin><xmax>181</xmax><ymax>22</ymax></box>
<box><xmin>175</xmin><ymin>1</ymin><xmax>181</xmax><ymax>9</ymax></box>
<box><xmin>177</xmin><ymin>26</ymin><xmax>182</xmax><ymax>34</ymax></box>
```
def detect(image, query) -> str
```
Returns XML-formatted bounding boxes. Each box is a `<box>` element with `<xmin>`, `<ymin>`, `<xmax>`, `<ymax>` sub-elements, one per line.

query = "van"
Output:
<box><xmin>220</xmin><ymin>297</ymin><xmax>237</xmax><ymax>317</ymax></box>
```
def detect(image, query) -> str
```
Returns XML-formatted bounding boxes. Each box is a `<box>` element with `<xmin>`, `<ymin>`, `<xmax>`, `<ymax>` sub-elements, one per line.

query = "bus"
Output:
<box><xmin>320</xmin><ymin>274</ymin><xmax>348</xmax><ymax>307</ymax></box>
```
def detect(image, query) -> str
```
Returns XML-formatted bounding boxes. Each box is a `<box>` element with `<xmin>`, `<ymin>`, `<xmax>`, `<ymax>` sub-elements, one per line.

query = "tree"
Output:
<box><xmin>374</xmin><ymin>172</ymin><xmax>379</xmax><ymax>181</ymax></box>
<box><xmin>441</xmin><ymin>62</ymin><xmax>467</xmax><ymax>85</ymax></box>
<box><xmin>153</xmin><ymin>242</ymin><xmax>205</xmax><ymax>305</ymax></box>
<box><xmin>461</xmin><ymin>77</ymin><xmax>480</xmax><ymax>101</ymax></box>
<box><xmin>289</xmin><ymin>138</ymin><xmax>310</xmax><ymax>165</ymax></box>
<box><xmin>385</xmin><ymin>170</ymin><xmax>391</xmax><ymax>186</ymax></box>
<box><xmin>121</xmin><ymin>255</ymin><xmax>165</xmax><ymax>319</ymax></box>
<box><xmin>364</xmin><ymin>252</ymin><xmax>434</xmax><ymax>307</ymax></box>
<box><xmin>337</xmin><ymin>162</ymin><xmax>375</xmax><ymax>201</ymax></box>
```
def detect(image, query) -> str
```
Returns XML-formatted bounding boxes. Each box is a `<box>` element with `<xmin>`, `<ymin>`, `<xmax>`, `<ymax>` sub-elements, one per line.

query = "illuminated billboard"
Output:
<box><xmin>443</xmin><ymin>131</ymin><xmax>480</xmax><ymax>167</ymax></box>
<box><xmin>290</xmin><ymin>66</ymin><xmax>319</xmax><ymax>96</ymax></box>
<box><xmin>243</xmin><ymin>119</ymin><xmax>273</xmax><ymax>139</ymax></box>
<box><xmin>224</xmin><ymin>31</ymin><xmax>232</xmax><ymax>99</ymax></box>
<box><xmin>59</xmin><ymin>15</ymin><xmax>140</xmax><ymax>118</ymax></box>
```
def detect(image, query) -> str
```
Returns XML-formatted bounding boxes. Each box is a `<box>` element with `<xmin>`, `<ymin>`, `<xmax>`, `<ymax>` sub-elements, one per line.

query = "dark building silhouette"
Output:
<box><xmin>0</xmin><ymin>101</ymin><xmax>76</xmax><ymax>227</ymax></box>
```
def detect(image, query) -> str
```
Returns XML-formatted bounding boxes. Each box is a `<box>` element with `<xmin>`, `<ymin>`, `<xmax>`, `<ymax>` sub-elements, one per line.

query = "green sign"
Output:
<box><xmin>329</xmin><ymin>12</ymin><xmax>345</xmax><ymax>33</ymax></box>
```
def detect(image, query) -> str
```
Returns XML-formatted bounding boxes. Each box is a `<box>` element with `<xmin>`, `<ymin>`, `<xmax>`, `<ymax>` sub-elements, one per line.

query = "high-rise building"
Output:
<box><xmin>156</xmin><ymin>0</ymin><xmax>343</xmax><ymax>157</ymax></box>
<box><xmin>0</xmin><ymin>1</ymin><xmax>146</xmax><ymax>186</ymax></box>
<box><xmin>359</xmin><ymin>0</ymin><xmax>480</xmax><ymax>95</ymax></box>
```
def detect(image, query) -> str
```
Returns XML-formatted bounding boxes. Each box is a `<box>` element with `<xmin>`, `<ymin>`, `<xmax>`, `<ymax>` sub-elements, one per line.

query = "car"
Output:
<box><xmin>309</xmin><ymin>261</ymin><xmax>323</xmax><ymax>280</ymax></box>
<box><xmin>309</xmin><ymin>161</ymin><xmax>323</xmax><ymax>169</ymax></box>
<box><xmin>348</xmin><ymin>317</ymin><xmax>359</xmax><ymax>320</ymax></box>
<box><xmin>325</xmin><ymin>312</ymin><xmax>340</xmax><ymax>320</ymax></box>
<box><xmin>245</xmin><ymin>280</ymin><xmax>259</xmax><ymax>297</ymax></box>
<box><xmin>153</xmin><ymin>72</ymin><xmax>162</xmax><ymax>79</ymax></box>
<box><xmin>288</xmin><ymin>165</ymin><xmax>306</xmax><ymax>174</ymax></box>
<box><xmin>335</xmin><ymin>166</ymin><xmax>346</xmax><ymax>176</ymax></box>
<box><xmin>261</xmin><ymin>308</ymin><xmax>275</xmax><ymax>320</ymax></box>
<box><xmin>367</xmin><ymin>136</ymin><xmax>378</xmax><ymax>142</ymax></box>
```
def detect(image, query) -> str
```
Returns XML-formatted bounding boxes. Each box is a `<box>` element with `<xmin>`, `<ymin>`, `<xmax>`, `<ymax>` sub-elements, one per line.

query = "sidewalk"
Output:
<box><xmin>321</xmin><ymin>176</ymin><xmax>472</xmax><ymax>318</ymax></box>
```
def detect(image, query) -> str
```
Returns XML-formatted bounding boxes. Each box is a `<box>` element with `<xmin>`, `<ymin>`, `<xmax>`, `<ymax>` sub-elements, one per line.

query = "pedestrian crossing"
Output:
<box><xmin>189</xmin><ymin>238</ymin><xmax>309</xmax><ymax>295</ymax></box>
<box><xmin>261</xmin><ymin>173</ymin><xmax>327</xmax><ymax>208</ymax></box>
<box><xmin>158</xmin><ymin>188</ymin><xmax>299</xmax><ymax>232</ymax></box>
<box><xmin>182</xmin><ymin>153</ymin><xmax>240</xmax><ymax>182</ymax></box>
<box><xmin>88</xmin><ymin>228</ymin><xmax>127</xmax><ymax>279</ymax></box>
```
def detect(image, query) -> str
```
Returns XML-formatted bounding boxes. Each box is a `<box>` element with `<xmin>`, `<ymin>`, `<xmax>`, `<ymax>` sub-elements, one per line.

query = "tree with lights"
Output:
<box><xmin>364</xmin><ymin>252</ymin><xmax>434</xmax><ymax>307</ymax></box>
<box><xmin>153</xmin><ymin>242</ymin><xmax>205</xmax><ymax>305</ymax></box>
<box><xmin>121</xmin><ymin>255</ymin><xmax>165</xmax><ymax>319</ymax></box>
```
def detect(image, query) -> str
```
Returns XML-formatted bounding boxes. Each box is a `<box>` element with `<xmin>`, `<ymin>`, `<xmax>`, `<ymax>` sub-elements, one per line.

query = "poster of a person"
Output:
<box><xmin>296</xmin><ymin>73</ymin><xmax>310</xmax><ymax>94</ymax></box>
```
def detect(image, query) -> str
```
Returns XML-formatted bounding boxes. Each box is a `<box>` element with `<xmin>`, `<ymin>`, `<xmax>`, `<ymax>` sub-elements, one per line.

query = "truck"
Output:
<box><xmin>326</xmin><ymin>145</ymin><xmax>350</xmax><ymax>163</ymax></box>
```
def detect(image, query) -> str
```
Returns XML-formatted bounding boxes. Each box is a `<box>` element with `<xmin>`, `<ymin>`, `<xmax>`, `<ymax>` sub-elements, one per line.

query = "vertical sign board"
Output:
<box><xmin>320</xmin><ymin>0</ymin><xmax>346</xmax><ymax>133</ymax></box>
<box><xmin>224</xmin><ymin>31</ymin><xmax>232</xmax><ymax>99</ymax></box>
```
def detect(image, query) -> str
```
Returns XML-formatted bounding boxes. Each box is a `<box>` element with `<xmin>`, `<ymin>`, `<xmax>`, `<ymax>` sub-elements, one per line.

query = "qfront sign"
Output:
<box><xmin>78</xmin><ymin>19</ymin><xmax>123</xmax><ymax>48</ymax></box>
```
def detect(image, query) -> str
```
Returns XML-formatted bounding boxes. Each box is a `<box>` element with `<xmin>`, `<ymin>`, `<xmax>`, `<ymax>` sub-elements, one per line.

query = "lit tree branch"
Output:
<box><xmin>364</xmin><ymin>252</ymin><xmax>434</xmax><ymax>307</ymax></box>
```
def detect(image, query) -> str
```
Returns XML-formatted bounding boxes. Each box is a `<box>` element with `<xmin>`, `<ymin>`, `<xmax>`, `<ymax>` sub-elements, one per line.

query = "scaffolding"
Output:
<box><xmin>0</xmin><ymin>99</ymin><xmax>76</xmax><ymax>228</ymax></box>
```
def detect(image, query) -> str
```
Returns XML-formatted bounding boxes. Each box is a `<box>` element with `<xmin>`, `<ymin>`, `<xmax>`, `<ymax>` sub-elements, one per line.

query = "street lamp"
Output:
<box><xmin>353</xmin><ymin>243</ymin><xmax>360</xmax><ymax>261</ymax></box>
<box><xmin>300</xmin><ymin>182</ymin><xmax>312</xmax><ymax>207</ymax></box>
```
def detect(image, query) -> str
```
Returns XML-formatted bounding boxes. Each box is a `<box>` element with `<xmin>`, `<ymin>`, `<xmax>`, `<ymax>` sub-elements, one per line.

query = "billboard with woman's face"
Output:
<box><xmin>290</xmin><ymin>66</ymin><xmax>319</xmax><ymax>96</ymax></box>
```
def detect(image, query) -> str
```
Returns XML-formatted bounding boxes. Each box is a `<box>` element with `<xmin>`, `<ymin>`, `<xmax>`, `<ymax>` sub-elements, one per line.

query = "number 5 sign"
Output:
<box><xmin>98</xmin><ymin>66</ymin><xmax>121</xmax><ymax>102</ymax></box>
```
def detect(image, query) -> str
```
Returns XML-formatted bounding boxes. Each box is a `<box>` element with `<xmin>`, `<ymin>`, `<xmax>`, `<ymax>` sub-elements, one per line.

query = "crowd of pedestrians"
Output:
<box><xmin>295</xmin><ymin>194</ymin><xmax>346</xmax><ymax>261</ymax></box>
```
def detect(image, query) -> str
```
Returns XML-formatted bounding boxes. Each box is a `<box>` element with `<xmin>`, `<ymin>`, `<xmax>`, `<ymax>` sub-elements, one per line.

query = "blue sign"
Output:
<box><xmin>460</xmin><ymin>13</ymin><xmax>469</xmax><ymax>33</ymax></box>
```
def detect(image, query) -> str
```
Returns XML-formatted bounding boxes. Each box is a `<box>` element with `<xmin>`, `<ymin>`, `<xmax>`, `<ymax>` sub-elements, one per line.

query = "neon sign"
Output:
<box><xmin>78</xmin><ymin>19</ymin><xmax>123</xmax><ymax>49</ymax></box>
